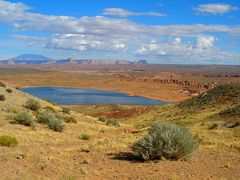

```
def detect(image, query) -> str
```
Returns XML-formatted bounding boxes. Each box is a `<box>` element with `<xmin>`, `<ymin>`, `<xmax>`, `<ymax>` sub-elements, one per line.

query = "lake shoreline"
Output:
<box><xmin>19</xmin><ymin>85</ymin><xmax>173</xmax><ymax>102</ymax></box>
<box><xmin>21</xmin><ymin>86</ymin><xmax>169</xmax><ymax>105</ymax></box>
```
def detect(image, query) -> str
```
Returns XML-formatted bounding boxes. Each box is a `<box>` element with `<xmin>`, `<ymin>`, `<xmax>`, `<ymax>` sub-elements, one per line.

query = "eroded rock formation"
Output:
<box><xmin>119</xmin><ymin>74</ymin><xmax>221</xmax><ymax>96</ymax></box>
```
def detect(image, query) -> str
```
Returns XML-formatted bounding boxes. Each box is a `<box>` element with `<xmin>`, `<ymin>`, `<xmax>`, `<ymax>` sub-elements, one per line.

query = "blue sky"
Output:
<box><xmin>0</xmin><ymin>0</ymin><xmax>239</xmax><ymax>64</ymax></box>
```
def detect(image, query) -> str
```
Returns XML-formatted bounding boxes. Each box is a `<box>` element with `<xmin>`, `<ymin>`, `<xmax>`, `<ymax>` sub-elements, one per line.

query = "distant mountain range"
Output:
<box><xmin>0</xmin><ymin>54</ymin><xmax>148</xmax><ymax>65</ymax></box>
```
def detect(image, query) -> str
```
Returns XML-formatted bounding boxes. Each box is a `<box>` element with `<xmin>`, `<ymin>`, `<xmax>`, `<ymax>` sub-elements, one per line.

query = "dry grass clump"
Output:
<box><xmin>0</xmin><ymin>135</ymin><xmax>18</xmax><ymax>147</ymax></box>
<box><xmin>132</xmin><ymin>122</ymin><xmax>199</xmax><ymax>161</ymax></box>
<box><xmin>98</xmin><ymin>117</ymin><xmax>107</xmax><ymax>122</ymax></box>
<box><xmin>106</xmin><ymin>119</ymin><xmax>120</xmax><ymax>126</ymax></box>
<box><xmin>98</xmin><ymin>117</ymin><xmax>120</xmax><ymax>126</ymax></box>
<box><xmin>62</xmin><ymin>107</ymin><xmax>71</xmax><ymax>114</ymax></box>
<box><xmin>63</xmin><ymin>116</ymin><xmax>77</xmax><ymax>123</ymax></box>
<box><xmin>43</xmin><ymin>106</ymin><xmax>57</xmax><ymax>113</ymax></box>
<box><xmin>80</xmin><ymin>133</ymin><xmax>91</xmax><ymax>140</ymax></box>
<box><xmin>25</xmin><ymin>99</ymin><xmax>41</xmax><ymax>111</ymax></box>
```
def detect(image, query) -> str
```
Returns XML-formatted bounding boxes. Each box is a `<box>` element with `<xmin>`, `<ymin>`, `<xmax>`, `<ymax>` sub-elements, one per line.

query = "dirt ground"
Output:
<box><xmin>1</xmin><ymin>122</ymin><xmax>239</xmax><ymax>180</ymax></box>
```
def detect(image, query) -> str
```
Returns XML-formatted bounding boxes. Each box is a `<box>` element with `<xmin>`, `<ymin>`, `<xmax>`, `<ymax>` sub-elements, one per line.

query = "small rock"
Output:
<box><xmin>16</xmin><ymin>155</ymin><xmax>23</xmax><ymax>159</ymax></box>
<box><xmin>82</xmin><ymin>160</ymin><xmax>89</xmax><ymax>164</ymax></box>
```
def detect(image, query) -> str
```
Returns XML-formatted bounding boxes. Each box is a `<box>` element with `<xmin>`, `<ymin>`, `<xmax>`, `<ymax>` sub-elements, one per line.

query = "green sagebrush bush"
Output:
<box><xmin>47</xmin><ymin>116</ymin><xmax>65</xmax><ymax>132</ymax></box>
<box><xmin>132</xmin><ymin>122</ymin><xmax>199</xmax><ymax>161</ymax></box>
<box><xmin>0</xmin><ymin>135</ymin><xmax>18</xmax><ymax>147</ymax></box>
<box><xmin>36</xmin><ymin>111</ymin><xmax>54</xmax><ymax>124</ymax></box>
<box><xmin>36</xmin><ymin>111</ymin><xmax>65</xmax><ymax>132</ymax></box>
<box><xmin>25</xmin><ymin>99</ymin><xmax>41</xmax><ymax>111</ymax></box>
<box><xmin>13</xmin><ymin>111</ymin><xmax>35</xmax><ymax>127</ymax></box>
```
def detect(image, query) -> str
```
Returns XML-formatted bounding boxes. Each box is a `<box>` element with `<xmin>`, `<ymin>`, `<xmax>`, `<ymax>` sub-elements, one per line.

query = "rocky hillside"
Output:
<box><xmin>178</xmin><ymin>83</ymin><xmax>240</xmax><ymax>110</ymax></box>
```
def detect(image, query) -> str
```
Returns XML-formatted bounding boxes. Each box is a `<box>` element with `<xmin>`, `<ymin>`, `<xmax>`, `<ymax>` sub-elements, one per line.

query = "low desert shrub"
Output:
<box><xmin>13</xmin><ymin>111</ymin><xmax>35</xmax><ymax>127</ymax></box>
<box><xmin>80</xmin><ymin>134</ymin><xmax>91</xmax><ymax>140</ymax></box>
<box><xmin>0</xmin><ymin>82</ymin><xmax>6</xmax><ymax>88</ymax></box>
<box><xmin>98</xmin><ymin>117</ymin><xmax>107</xmax><ymax>122</ymax></box>
<box><xmin>25</xmin><ymin>99</ymin><xmax>41</xmax><ymax>111</ymax></box>
<box><xmin>106</xmin><ymin>119</ymin><xmax>120</xmax><ymax>126</ymax></box>
<box><xmin>6</xmin><ymin>88</ymin><xmax>12</xmax><ymax>93</ymax></box>
<box><xmin>36</xmin><ymin>111</ymin><xmax>65</xmax><ymax>132</ymax></box>
<box><xmin>0</xmin><ymin>94</ymin><xmax>6</xmax><ymax>101</ymax></box>
<box><xmin>36</xmin><ymin>111</ymin><xmax>54</xmax><ymax>124</ymax></box>
<box><xmin>47</xmin><ymin>116</ymin><xmax>65</xmax><ymax>132</ymax></box>
<box><xmin>0</xmin><ymin>135</ymin><xmax>18</xmax><ymax>147</ymax></box>
<box><xmin>132</xmin><ymin>122</ymin><xmax>199</xmax><ymax>161</ymax></box>
<box><xmin>62</xmin><ymin>107</ymin><xmax>71</xmax><ymax>114</ymax></box>
<box><xmin>63</xmin><ymin>116</ymin><xmax>77</xmax><ymax>123</ymax></box>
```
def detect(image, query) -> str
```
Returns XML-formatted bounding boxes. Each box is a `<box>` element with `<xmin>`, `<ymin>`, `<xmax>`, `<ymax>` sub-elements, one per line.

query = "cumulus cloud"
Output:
<box><xmin>0</xmin><ymin>0</ymin><xmax>240</xmax><ymax>64</ymax></box>
<box><xmin>45</xmin><ymin>34</ymin><xmax>127</xmax><ymax>52</ymax></box>
<box><xmin>135</xmin><ymin>37</ymin><xmax>240</xmax><ymax>64</ymax></box>
<box><xmin>0</xmin><ymin>0</ymin><xmax>240</xmax><ymax>37</ymax></box>
<box><xmin>195</xmin><ymin>36</ymin><xmax>215</xmax><ymax>49</ymax></box>
<box><xmin>102</xmin><ymin>8</ymin><xmax>166</xmax><ymax>17</ymax></box>
<box><xmin>195</xmin><ymin>4</ymin><xmax>238</xmax><ymax>15</ymax></box>
<box><xmin>171</xmin><ymin>38</ymin><xmax>181</xmax><ymax>45</ymax></box>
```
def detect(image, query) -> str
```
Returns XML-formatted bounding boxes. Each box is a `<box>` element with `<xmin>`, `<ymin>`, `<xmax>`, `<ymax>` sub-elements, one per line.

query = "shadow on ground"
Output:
<box><xmin>108</xmin><ymin>152</ymin><xmax>144</xmax><ymax>163</ymax></box>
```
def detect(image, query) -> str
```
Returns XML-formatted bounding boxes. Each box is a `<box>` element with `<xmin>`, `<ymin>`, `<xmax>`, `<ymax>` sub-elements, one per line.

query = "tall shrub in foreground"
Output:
<box><xmin>132</xmin><ymin>122</ymin><xmax>199</xmax><ymax>161</ymax></box>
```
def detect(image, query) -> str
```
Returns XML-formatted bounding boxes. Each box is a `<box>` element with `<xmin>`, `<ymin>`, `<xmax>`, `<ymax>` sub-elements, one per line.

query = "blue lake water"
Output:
<box><xmin>21</xmin><ymin>87</ymin><xmax>168</xmax><ymax>105</ymax></box>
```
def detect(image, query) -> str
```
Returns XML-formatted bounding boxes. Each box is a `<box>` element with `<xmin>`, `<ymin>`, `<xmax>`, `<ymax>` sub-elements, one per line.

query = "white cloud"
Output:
<box><xmin>195</xmin><ymin>36</ymin><xmax>215</xmax><ymax>49</ymax></box>
<box><xmin>102</xmin><ymin>8</ymin><xmax>166</xmax><ymax>17</ymax></box>
<box><xmin>45</xmin><ymin>34</ymin><xmax>127</xmax><ymax>52</ymax></box>
<box><xmin>0</xmin><ymin>0</ymin><xmax>240</xmax><ymax>64</ymax></box>
<box><xmin>135</xmin><ymin>37</ymin><xmax>240</xmax><ymax>64</ymax></box>
<box><xmin>195</xmin><ymin>4</ymin><xmax>238</xmax><ymax>15</ymax></box>
<box><xmin>171</xmin><ymin>37</ymin><xmax>181</xmax><ymax>45</ymax></box>
<box><xmin>0</xmin><ymin>0</ymin><xmax>240</xmax><ymax>37</ymax></box>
